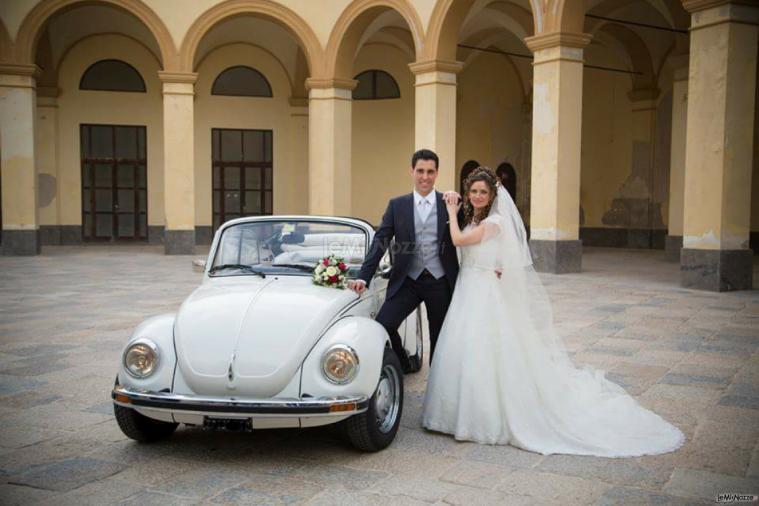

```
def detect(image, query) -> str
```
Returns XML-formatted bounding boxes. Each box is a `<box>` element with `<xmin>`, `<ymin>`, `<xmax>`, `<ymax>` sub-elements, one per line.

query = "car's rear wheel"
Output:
<box><xmin>344</xmin><ymin>347</ymin><xmax>403</xmax><ymax>452</ymax></box>
<box><xmin>114</xmin><ymin>404</ymin><xmax>178</xmax><ymax>442</ymax></box>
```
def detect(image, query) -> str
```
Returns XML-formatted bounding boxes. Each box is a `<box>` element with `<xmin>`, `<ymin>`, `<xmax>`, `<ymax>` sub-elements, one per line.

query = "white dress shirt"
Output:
<box><xmin>413</xmin><ymin>189</ymin><xmax>436</xmax><ymax>223</ymax></box>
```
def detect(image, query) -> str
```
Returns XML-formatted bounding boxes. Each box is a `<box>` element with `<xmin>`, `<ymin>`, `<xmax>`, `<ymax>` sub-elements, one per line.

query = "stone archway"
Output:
<box><xmin>179</xmin><ymin>0</ymin><xmax>323</xmax><ymax>76</ymax></box>
<box><xmin>14</xmin><ymin>0</ymin><xmax>177</xmax><ymax>69</ymax></box>
<box><xmin>324</xmin><ymin>0</ymin><xmax>424</xmax><ymax>81</ymax></box>
<box><xmin>424</xmin><ymin>0</ymin><xmax>546</xmax><ymax>61</ymax></box>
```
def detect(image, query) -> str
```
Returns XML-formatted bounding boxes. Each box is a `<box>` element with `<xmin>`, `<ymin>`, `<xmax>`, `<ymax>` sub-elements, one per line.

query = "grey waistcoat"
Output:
<box><xmin>407</xmin><ymin>198</ymin><xmax>445</xmax><ymax>280</ymax></box>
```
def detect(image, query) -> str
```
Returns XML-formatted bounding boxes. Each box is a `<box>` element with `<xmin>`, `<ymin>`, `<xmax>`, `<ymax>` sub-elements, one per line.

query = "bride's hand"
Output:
<box><xmin>444</xmin><ymin>193</ymin><xmax>461</xmax><ymax>212</ymax></box>
<box><xmin>443</xmin><ymin>190</ymin><xmax>460</xmax><ymax>202</ymax></box>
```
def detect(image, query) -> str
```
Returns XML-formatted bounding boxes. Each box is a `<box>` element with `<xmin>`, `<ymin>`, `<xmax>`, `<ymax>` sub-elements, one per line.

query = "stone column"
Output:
<box><xmin>0</xmin><ymin>64</ymin><xmax>40</xmax><ymax>255</ymax></box>
<box><xmin>159</xmin><ymin>72</ymin><xmax>197</xmax><ymax>255</ymax></box>
<box><xmin>681</xmin><ymin>1</ymin><xmax>758</xmax><ymax>291</ymax></box>
<box><xmin>289</xmin><ymin>97</ymin><xmax>309</xmax><ymax>214</ymax></box>
<box><xmin>408</xmin><ymin>60</ymin><xmax>463</xmax><ymax>191</ymax></box>
<box><xmin>35</xmin><ymin>87</ymin><xmax>60</xmax><ymax>246</ymax></box>
<box><xmin>665</xmin><ymin>64</ymin><xmax>689</xmax><ymax>261</ymax></box>
<box><xmin>627</xmin><ymin>88</ymin><xmax>660</xmax><ymax>248</ymax></box>
<box><xmin>306</xmin><ymin>79</ymin><xmax>355</xmax><ymax>216</ymax></box>
<box><xmin>524</xmin><ymin>33</ymin><xmax>592</xmax><ymax>273</ymax></box>
<box><xmin>519</xmin><ymin>102</ymin><xmax>533</xmax><ymax>225</ymax></box>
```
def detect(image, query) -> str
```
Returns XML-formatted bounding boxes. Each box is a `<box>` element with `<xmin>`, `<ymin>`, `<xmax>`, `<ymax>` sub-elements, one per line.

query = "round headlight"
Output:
<box><xmin>123</xmin><ymin>339</ymin><xmax>159</xmax><ymax>378</ymax></box>
<box><xmin>321</xmin><ymin>345</ymin><xmax>359</xmax><ymax>384</ymax></box>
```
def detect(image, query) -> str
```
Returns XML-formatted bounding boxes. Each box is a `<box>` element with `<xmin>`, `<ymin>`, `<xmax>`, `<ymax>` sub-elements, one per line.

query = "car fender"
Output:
<box><xmin>117</xmin><ymin>313</ymin><xmax>177</xmax><ymax>392</ymax></box>
<box><xmin>300</xmin><ymin>316</ymin><xmax>389</xmax><ymax>399</ymax></box>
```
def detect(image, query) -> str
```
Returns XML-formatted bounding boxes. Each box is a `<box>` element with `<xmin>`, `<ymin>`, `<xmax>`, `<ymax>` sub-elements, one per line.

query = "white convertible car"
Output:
<box><xmin>112</xmin><ymin>216</ymin><xmax>422</xmax><ymax>451</ymax></box>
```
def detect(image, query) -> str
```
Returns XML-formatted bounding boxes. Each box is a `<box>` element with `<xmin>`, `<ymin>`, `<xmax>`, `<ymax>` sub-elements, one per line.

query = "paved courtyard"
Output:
<box><xmin>0</xmin><ymin>245</ymin><xmax>758</xmax><ymax>505</ymax></box>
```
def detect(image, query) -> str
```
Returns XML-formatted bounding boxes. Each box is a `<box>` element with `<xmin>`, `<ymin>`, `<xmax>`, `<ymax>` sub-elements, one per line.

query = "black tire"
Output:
<box><xmin>344</xmin><ymin>347</ymin><xmax>404</xmax><ymax>452</ymax></box>
<box><xmin>114</xmin><ymin>404</ymin><xmax>178</xmax><ymax>443</ymax></box>
<box><xmin>407</xmin><ymin>309</ymin><xmax>424</xmax><ymax>373</ymax></box>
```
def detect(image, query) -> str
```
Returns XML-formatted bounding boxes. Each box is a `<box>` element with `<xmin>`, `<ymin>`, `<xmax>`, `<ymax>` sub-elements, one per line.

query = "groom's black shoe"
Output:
<box><xmin>394</xmin><ymin>349</ymin><xmax>413</xmax><ymax>374</ymax></box>
<box><xmin>407</xmin><ymin>353</ymin><xmax>422</xmax><ymax>374</ymax></box>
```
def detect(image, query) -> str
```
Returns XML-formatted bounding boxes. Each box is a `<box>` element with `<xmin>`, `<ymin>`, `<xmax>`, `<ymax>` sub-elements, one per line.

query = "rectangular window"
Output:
<box><xmin>80</xmin><ymin>124</ymin><xmax>148</xmax><ymax>242</ymax></box>
<box><xmin>211</xmin><ymin>128</ymin><xmax>273</xmax><ymax>231</ymax></box>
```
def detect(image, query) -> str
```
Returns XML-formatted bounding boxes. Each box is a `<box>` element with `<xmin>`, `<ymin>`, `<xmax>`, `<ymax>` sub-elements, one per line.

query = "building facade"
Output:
<box><xmin>0</xmin><ymin>0</ymin><xmax>757</xmax><ymax>291</ymax></box>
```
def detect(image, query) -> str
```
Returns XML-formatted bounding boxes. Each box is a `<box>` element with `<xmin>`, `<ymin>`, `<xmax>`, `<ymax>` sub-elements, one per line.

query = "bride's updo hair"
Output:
<box><xmin>463</xmin><ymin>166</ymin><xmax>499</xmax><ymax>226</ymax></box>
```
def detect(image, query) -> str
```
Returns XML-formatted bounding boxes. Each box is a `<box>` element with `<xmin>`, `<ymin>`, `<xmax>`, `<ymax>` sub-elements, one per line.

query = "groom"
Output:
<box><xmin>348</xmin><ymin>149</ymin><xmax>460</xmax><ymax>372</ymax></box>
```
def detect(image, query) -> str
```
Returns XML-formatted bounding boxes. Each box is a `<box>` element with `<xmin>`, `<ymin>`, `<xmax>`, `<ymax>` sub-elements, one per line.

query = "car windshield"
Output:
<box><xmin>210</xmin><ymin>220</ymin><xmax>368</xmax><ymax>277</ymax></box>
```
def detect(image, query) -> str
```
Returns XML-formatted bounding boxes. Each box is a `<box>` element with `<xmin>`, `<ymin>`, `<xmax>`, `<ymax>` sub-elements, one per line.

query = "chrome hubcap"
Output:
<box><xmin>374</xmin><ymin>364</ymin><xmax>400</xmax><ymax>433</ymax></box>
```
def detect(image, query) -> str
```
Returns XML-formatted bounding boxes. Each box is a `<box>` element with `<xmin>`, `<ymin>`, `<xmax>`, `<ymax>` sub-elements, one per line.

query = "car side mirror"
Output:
<box><xmin>192</xmin><ymin>258</ymin><xmax>206</xmax><ymax>273</ymax></box>
<box><xmin>379</xmin><ymin>264</ymin><xmax>392</xmax><ymax>279</ymax></box>
<box><xmin>378</xmin><ymin>248</ymin><xmax>392</xmax><ymax>279</ymax></box>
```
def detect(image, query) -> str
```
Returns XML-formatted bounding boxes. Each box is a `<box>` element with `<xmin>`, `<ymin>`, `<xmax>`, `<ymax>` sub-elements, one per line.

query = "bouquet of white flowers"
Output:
<box><xmin>312</xmin><ymin>255</ymin><xmax>349</xmax><ymax>289</ymax></box>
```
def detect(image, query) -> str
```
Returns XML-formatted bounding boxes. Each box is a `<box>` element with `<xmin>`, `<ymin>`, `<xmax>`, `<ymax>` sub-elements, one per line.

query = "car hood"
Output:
<box><xmin>174</xmin><ymin>276</ymin><xmax>356</xmax><ymax>397</ymax></box>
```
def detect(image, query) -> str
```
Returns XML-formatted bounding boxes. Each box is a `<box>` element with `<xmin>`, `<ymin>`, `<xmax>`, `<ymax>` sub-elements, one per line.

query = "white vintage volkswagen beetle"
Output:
<box><xmin>112</xmin><ymin>216</ymin><xmax>422</xmax><ymax>451</ymax></box>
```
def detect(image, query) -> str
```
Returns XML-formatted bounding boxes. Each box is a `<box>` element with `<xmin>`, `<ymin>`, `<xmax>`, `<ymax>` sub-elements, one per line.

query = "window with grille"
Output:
<box><xmin>80</xmin><ymin>124</ymin><xmax>147</xmax><ymax>241</ymax></box>
<box><xmin>212</xmin><ymin>128</ymin><xmax>273</xmax><ymax>230</ymax></box>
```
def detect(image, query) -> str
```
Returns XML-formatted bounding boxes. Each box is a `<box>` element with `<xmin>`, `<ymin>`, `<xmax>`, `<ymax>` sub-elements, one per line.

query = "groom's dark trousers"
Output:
<box><xmin>358</xmin><ymin>192</ymin><xmax>460</xmax><ymax>368</ymax></box>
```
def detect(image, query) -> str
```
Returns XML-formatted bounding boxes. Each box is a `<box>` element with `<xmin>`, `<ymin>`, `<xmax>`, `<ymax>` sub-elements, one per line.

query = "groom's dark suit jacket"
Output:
<box><xmin>358</xmin><ymin>191</ymin><xmax>460</xmax><ymax>300</ymax></box>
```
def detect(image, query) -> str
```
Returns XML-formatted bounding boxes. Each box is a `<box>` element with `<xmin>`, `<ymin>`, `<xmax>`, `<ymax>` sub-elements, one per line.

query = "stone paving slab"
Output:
<box><xmin>7</xmin><ymin>457</ymin><xmax>126</xmax><ymax>492</ymax></box>
<box><xmin>0</xmin><ymin>246</ymin><xmax>757</xmax><ymax>505</ymax></box>
<box><xmin>663</xmin><ymin>468</ymin><xmax>759</xmax><ymax>502</ymax></box>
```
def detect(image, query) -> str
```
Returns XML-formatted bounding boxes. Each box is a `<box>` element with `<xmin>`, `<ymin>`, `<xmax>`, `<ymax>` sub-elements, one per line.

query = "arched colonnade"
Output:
<box><xmin>0</xmin><ymin>0</ymin><xmax>757</xmax><ymax>291</ymax></box>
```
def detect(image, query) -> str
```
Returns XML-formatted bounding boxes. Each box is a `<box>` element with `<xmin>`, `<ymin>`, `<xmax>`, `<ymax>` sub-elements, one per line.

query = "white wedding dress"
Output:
<box><xmin>422</xmin><ymin>187</ymin><xmax>685</xmax><ymax>457</ymax></box>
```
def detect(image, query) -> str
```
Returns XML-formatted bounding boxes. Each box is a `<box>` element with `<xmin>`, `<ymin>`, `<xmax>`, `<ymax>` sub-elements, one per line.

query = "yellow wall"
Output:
<box><xmin>194</xmin><ymin>43</ymin><xmax>307</xmax><ymax>226</ymax></box>
<box><xmin>753</xmin><ymin>57</ymin><xmax>759</xmax><ymax>234</ymax></box>
<box><xmin>351</xmin><ymin>43</ymin><xmax>415</xmax><ymax>225</ymax></box>
<box><xmin>56</xmin><ymin>34</ymin><xmax>164</xmax><ymax>227</ymax></box>
<box><xmin>580</xmin><ymin>48</ymin><xmax>633</xmax><ymax>229</ymax></box>
<box><xmin>3</xmin><ymin>0</ymin><xmax>754</xmax><ymax>247</ymax></box>
<box><xmin>36</xmin><ymin>96</ymin><xmax>58</xmax><ymax>226</ymax></box>
<box><xmin>456</xmin><ymin>51</ymin><xmax>526</xmax><ymax>198</ymax></box>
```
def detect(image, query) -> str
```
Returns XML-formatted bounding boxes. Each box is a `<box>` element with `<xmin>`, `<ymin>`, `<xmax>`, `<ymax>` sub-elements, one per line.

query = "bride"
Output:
<box><xmin>422</xmin><ymin>166</ymin><xmax>685</xmax><ymax>457</ymax></box>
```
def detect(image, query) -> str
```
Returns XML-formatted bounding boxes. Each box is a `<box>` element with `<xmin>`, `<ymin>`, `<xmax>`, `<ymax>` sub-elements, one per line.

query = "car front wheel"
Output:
<box><xmin>344</xmin><ymin>347</ymin><xmax>403</xmax><ymax>451</ymax></box>
<box><xmin>114</xmin><ymin>404</ymin><xmax>178</xmax><ymax>443</ymax></box>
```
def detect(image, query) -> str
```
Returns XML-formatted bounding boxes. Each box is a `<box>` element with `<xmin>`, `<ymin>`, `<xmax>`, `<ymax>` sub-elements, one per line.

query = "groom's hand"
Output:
<box><xmin>347</xmin><ymin>279</ymin><xmax>367</xmax><ymax>295</ymax></box>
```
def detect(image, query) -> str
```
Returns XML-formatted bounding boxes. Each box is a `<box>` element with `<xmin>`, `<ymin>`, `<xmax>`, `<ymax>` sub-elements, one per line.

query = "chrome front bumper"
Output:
<box><xmin>112</xmin><ymin>384</ymin><xmax>369</xmax><ymax>418</ymax></box>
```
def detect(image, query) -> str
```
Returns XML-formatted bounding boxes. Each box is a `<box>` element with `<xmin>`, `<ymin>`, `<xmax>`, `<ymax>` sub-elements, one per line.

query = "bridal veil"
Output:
<box><xmin>435</xmin><ymin>185</ymin><xmax>686</xmax><ymax>456</ymax></box>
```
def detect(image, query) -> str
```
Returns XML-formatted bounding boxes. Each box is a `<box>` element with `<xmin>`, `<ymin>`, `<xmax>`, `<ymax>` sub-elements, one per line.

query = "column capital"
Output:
<box><xmin>158</xmin><ymin>71</ymin><xmax>198</xmax><ymax>84</ymax></box>
<box><xmin>0</xmin><ymin>63</ymin><xmax>40</xmax><ymax>78</ymax></box>
<box><xmin>524</xmin><ymin>32</ymin><xmax>592</xmax><ymax>53</ymax></box>
<box><xmin>682</xmin><ymin>0</ymin><xmax>757</xmax><ymax>14</ymax></box>
<box><xmin>408</xmin><ymin>60</ymin><xmax>463</xmax><ymax>76</ymax></box>
<box><xmin>684</xmin><ymin>1</ymin><xmax>759</xmax><ymax>29</ymax></box>
<box><xmin>305</xmin><ymin>78</ymin><xmax>357</xmax><ymax>91</ymax></box>
<box><xmin>159</xmin><ymin>71</ymin><xmax>196</xmax><ymax>96</ymax></box>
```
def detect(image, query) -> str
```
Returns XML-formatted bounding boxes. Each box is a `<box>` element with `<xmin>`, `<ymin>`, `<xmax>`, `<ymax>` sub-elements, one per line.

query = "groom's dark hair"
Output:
<box><xmin>411</xmin><ymin>149</ymin><xmax>439</xmax><ymax>169</ymax></box>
